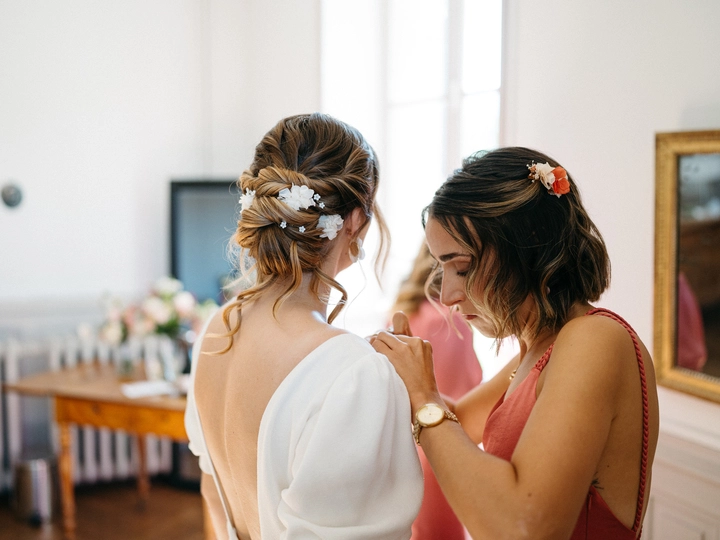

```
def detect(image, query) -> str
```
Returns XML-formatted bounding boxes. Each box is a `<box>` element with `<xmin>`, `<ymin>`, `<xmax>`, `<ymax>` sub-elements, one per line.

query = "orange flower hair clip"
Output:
<box><xmin>527</xmin><ymin>162</ymin><xmax>570</xmax><ymax>197</ymax></box>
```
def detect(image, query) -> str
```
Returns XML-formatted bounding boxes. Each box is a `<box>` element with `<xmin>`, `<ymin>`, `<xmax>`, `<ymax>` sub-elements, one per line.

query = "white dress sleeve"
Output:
<box><xmin>275</xmin><ymin>353</ymin><xmax>423</xmax><ymax>540</ymax></box>
<box><xmin>184</xmin><ymin>326</ymin><xmax>214</xmax><ymax>475</ymax></box>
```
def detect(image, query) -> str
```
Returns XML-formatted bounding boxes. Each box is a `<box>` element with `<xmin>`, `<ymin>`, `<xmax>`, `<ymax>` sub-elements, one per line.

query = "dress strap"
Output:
<box><xmin>585</xmin><ymin>308</ymin><xmax>650</xmax><ymax>533</ymax></box>
<box><xmin>533</xmin><ymin>343</ymin><xmax>555</xmax><ymax>371</ymax></box>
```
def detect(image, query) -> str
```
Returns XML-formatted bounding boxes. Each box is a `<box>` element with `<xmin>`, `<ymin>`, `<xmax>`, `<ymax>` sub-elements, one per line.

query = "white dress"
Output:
<box><xmin>185</xmin><ymin>332</ymin><xmax>424</xmax><ymax>540</ymax></box>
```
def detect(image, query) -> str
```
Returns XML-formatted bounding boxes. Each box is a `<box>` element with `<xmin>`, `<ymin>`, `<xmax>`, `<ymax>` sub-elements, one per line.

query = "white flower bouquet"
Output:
<box><xmin>99</xmin><ymin>277</ymin><xmax>219</xmax><ymax>346</ymax></box>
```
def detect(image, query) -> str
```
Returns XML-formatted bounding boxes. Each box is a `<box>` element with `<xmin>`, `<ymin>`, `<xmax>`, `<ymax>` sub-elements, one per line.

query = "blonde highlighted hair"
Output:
<box><xmin>214</xmin><ymin>113</ymin><xmax>389</xmax><ymax>353</ymax></box>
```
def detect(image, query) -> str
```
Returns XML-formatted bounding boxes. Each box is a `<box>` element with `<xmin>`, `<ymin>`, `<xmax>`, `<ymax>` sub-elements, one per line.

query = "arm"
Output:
<box><xmin>373</xmin><ymin>317</ymin><xmax>630</xmax><ymax>540</ymax></box>
<box><xmin>276</xmin><ymin>353</ymin><xmax>423</xmax><ymax>539</ymax></box>
<box><xmin>201</xmin><ymin>472</ymin><xmax>227</xmax><ymax>540</ymax></box>
<box><xmin>449</xmin><ymin>355</ymin><xmax>518</xmax><ymax>444</ymax></box>
<box><xmin>388</xmin><ymin>311</ymin><xmax>515</xmax><ymax>444</ymax></box>
<box><xmin>441</xmin><ymin>356</ymin><xmax>517</xmax><ymax>444</ymax></box>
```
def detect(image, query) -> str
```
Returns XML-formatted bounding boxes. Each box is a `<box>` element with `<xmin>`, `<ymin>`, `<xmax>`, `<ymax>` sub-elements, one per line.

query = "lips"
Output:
<box><xmin>462</xmin><ymin>314</ymin><xmax>477</xmax><ymax>321</ymax></box>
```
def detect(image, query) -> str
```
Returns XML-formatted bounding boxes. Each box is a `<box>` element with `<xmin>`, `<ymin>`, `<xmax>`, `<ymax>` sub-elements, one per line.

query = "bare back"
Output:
<box><xmin>193</xmin><ymin>299</ymin><xmax>346</xmax><ymax>539</ymax></box>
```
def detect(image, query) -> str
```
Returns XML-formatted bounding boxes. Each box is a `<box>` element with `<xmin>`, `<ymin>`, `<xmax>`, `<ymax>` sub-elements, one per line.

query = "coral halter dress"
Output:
<box><xmin>483</xmin><ymin>309</ymin><xmax>650</xmax><ymax>539</ymax></box>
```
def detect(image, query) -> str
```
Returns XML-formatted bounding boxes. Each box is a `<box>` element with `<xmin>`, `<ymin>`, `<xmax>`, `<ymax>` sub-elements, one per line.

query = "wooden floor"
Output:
<box><xmin>0</xmin><ymin>479</ymin><xmax>204</xmax><ymax>540</ymax></box>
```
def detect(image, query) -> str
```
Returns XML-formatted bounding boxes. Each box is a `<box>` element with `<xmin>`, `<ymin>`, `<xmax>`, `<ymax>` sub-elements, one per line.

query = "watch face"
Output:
<box><xmin>417</xmin><ymin>404</ymin><xmax>445</xmax><ymax>426</ymax></box>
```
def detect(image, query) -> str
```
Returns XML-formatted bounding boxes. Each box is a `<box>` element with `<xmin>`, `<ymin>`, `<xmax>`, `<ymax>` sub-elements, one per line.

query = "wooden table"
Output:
<box><xmin>4</xmin><ymin>363</ymin><xmax>189</xmax><ymax>539</ymax></box>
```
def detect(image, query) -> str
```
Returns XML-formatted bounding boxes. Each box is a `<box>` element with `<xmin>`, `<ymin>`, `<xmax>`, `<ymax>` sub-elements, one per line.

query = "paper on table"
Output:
<box><xmin>121</xmin><ymin>380</ymin><xmax>177</xmax><ymax>399</ymax></box>
<box><xmin>174</xmin><ymin>374</ymin><xmax>190</xmax><ymax>395</ymax></box>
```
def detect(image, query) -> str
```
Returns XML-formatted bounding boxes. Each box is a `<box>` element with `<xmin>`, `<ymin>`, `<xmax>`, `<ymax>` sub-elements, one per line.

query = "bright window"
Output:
<box><xmin>321</xmin><ymin>0</ymin><xmax>511</xmax><ymax>377</ymax></box>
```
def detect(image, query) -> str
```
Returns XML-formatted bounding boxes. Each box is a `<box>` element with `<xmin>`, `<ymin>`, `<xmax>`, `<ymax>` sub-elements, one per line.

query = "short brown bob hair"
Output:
<box><xmin>424</xmin><ymin>147</ymin><xmax>610</xmax><ymax>341</ymax></box>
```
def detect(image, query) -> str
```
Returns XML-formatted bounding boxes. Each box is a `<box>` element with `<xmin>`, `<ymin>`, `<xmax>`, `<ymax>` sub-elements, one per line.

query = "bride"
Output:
<box><xmin>185</xmin><ymin>113</ymin><xmax>423</xmax><ymax>539</ymax></box>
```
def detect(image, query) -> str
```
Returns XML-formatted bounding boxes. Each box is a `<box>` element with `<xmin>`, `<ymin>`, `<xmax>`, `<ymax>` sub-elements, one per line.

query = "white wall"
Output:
<box><xmin>209</xmin><ymin>0</ymin><xmax>321</xmax><ymax>175</ymax></box>
<box><xmin>0</xmin><ymin>0</ymin><xmax>207</xmax><ymax>303</ymax></box>
<box><xmin>502</xmin><ymin>0</ymin><xmax>720</xmax><ymax>345</ymax></box>
<box><xmin>0</xmin><ymin>0</ymin><xmax>320</xmax><ymax>309</ymax></box>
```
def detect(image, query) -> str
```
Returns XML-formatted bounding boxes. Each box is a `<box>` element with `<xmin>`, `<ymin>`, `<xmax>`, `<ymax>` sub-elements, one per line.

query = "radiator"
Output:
<box><xmin>0</xmin><ymin>334</ymin><xmax>174</xmax><ymax>492</ymax></box>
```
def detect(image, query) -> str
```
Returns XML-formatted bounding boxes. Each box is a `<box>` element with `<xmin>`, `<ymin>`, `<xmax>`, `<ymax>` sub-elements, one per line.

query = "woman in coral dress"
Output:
<box><xmin>373</xmin><ymin>147</ymin><xmax>659</xmax><ymax>539</ymax></box>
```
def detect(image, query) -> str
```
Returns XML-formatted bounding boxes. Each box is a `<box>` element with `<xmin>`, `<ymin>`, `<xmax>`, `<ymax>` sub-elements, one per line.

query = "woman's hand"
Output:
<box><xmin>370</xmin><ymin>312</ymin><xmax>442</xmax><ymax>414</ymax></box>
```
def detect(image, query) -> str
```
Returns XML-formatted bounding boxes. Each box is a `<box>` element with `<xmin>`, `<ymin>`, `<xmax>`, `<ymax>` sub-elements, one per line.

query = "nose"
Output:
<box><xmin>439</xmin><ymin>274</ymin><xmax>465</xmax><ymax>307</ymax></box>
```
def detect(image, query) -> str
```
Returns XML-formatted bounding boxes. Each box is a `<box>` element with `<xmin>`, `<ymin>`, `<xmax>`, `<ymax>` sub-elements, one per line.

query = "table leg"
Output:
<box><xmin>59</xmin><ymin>422</ymin><xmax>76</xmax><ymax>540</ymax></box>
<box><xmin>136</xmin><ymin>434</ymin><xmax>150</xmax><ymax>508</ymax></box>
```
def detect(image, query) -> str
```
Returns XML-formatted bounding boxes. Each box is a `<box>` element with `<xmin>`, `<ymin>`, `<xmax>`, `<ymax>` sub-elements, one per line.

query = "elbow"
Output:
<box><xmin>465</xmin><ymin>522</ymin><xmax>533</xmax><ymax>540</ymax></box>
<box><xmin>465</xmin><ymin>524</ymin><xmax>566</xmax><ymax>540</ymax></box>
<box><xmin>463</xmin><ymin>510</ymin><xmax>533</xmax><ymax>540</ymax></box>
<box><xmin>464</xmin><ymin>506</ymin><xmax>570</xmax><ymax>540</ymax></box>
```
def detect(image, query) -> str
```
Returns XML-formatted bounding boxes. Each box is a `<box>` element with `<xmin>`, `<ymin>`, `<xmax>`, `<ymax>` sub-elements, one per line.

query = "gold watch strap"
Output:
<box><xmin>413</xmin><ymin>409</ymin><xmax>460</xmax><ymax>446</ymax></box>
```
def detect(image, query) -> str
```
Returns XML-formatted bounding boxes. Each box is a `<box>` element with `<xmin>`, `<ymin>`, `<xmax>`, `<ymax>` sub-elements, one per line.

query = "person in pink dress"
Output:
<box><xmin>372</xmin><ymin>147</ymin><xmax>660</xmax><ymax>539</ymax></box>
<box><xmin>677</xmin><ymin>271</ymin><xmax>707</xmax><ymax>371</ymax></box>
<box><xmin>391</xmin><ymin>243</ymin><xmax>483</xmax><ymax>540</ymax></box>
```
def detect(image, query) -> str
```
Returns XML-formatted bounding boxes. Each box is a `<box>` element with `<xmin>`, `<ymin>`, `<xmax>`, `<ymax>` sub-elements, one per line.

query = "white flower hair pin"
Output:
<box><xmin>241</xmin><ymin>182</ymin><xmax>343</xmax><ymax>240</ymax></box>
<box><xmin>278</xmin><ymin>184</ymin><xmax>317</xmax><ymax>211</ymax></box>
<box><xmin>240</xmin><ymin>188</ymin><xmax>256</xmax><ymax>212</ymax></box>
<box><xmin>318</xmin><ymin>214</ymin><xmax>344</xmax><ymax>240</ymax></box>
<box><xmin>527</xmin><ymin>162</ymin><xmax>570</xmax><ymax>197</ymax></box>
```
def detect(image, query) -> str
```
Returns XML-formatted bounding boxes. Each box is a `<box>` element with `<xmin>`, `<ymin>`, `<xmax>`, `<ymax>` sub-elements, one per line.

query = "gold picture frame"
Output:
<box><xmin>655</xmin><ymin>130</ymin><xmax>720</xmax><ymax>403</ymax></box>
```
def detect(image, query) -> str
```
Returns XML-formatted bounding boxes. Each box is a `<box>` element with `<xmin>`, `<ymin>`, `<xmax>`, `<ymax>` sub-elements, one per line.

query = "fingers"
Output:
<box><xmin>371</xmin><ymin>331</ymin><xmax>407</xmax><ymax>356</ymax></box>
<box><xmin>371</xmin><ymin>331</ymin><xmax>429</xmax><ymax>356</ymax></box>
<box><xmin>372</xmin><ymin>331</ymin><xmax>401</xmax><ymax>350</ymax></box>
<box><xmin>391</xmin><ymin>311</ymin><xmax>413</xmax><ymax>337</ymax></box>
<box><xmin>367</xmin><ymin>313</ymin><xmax>411</xmax><ymax>344</ymax></box>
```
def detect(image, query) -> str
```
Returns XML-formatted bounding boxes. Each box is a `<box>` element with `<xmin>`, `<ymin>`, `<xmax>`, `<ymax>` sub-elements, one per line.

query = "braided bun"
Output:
<box><xmin>236</xmin><ymin>166</ymin><xmax>340</xmax><ymax>261</ymax></box>
<box><xmin>212</xmin><ymin>113</ymin><xmax>389</xmax><ymax>353</ymax></box>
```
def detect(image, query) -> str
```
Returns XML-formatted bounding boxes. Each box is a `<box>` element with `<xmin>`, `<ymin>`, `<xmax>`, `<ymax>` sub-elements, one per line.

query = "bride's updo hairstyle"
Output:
<box><xmin>424</xmin><ymin>146</ymin><xmax>610</xmax><ymax>343</ymax></box>
<box><xmin>215</xmin><ymin>113</ymin><xmax>389</xmax><ymax>353</ymax></box>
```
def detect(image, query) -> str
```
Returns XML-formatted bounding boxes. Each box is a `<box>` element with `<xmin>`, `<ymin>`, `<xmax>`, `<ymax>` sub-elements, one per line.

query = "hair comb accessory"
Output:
<box><xmin>278</xmin><ymin>184</ymin><xmax>317</xmax><ymax>211</ymax></box>
<box><xmin>240</xmin><ymin>188</ymin><xmax>256</xmax><ymax>212</ymax></box>
<box><xmin>527</xmin><ymin>162</ymin><xmax>570</xmax><ymax>197</ymax></box>
<box><xmin>318</xmin><ymin>214</ymin><xmax>344</xmax><ymax>240</ymax></box>
<box><xmin>242</xmin><ymin>182</ymin><xmax>341</xmax><ymax>239</ymax></box>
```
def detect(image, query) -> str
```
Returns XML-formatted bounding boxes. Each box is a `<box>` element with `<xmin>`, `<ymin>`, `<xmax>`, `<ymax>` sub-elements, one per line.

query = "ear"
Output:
<box><xmin>345</xmin><ymin>207</ymin><xmax>369</xmax><ymax>238</ymax></box>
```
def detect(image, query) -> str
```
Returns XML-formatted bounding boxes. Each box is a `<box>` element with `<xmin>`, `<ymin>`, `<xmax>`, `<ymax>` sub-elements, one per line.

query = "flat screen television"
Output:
<box><xmin>170</xmin><ymin>180</ymin><xmax>239</xmax><ymax>304</ymax></box>
<box><xmin>169</xmin><ymin>179</ymin><xmax>238</xmax><ymax>488</ymax></box>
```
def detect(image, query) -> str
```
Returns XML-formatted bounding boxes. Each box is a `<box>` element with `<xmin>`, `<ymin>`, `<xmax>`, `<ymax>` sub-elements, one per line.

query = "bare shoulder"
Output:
<box><xmin>556</xmin><ymin>311</ymin><xmax>639</xmax><ymax>357</ymax></box>
<box><xmin>541</xmin><ymin>310</ymin><xmax>649</xmax><ymax>403</ymax></box>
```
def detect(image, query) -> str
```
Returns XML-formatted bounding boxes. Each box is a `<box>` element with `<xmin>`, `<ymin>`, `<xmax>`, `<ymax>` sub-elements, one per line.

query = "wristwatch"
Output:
<box><xmin>412</xmin><ymin>403</ymin><xmax>460</xmax><ymax>445</ymax></box>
